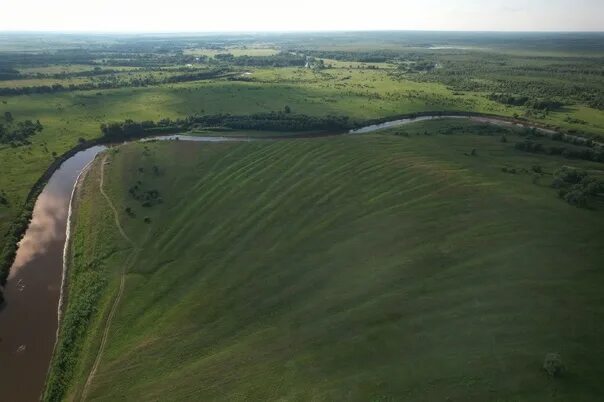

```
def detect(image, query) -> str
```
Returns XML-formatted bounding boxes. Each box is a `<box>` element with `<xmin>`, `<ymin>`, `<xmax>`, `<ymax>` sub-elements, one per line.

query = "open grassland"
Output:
<box><xmin>1</xmin><ymin>32</ymin><xmax>603</xmax><ymax>301</ymax></box>
<box><xmin>0</xmin><ymin>69</ymin><xmax>512</xmax><ymax>251</ymax></box>
<box><xmin>48</xmin><ymin>120</ymin><xmax>604</xmax><ymax>401</ymax></box>
<box><xmin>2</xmin><ymin>65</ymin><xmax>602</xmax><ymax>198</ymax></box>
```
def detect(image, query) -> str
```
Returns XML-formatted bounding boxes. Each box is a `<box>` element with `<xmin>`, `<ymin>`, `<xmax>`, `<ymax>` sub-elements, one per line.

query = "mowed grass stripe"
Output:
<box><xmin>54</xmin><ymin>128</ymin><xmax>604</xmax><ymax>401</ymax></box>
<box><xmin>156</xmin><ymin>141</ymin><xmax>301</xmax><ymax>254</ymax></box>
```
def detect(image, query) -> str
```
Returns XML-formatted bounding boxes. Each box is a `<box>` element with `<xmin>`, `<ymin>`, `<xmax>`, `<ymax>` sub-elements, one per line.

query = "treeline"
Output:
<box><xmin>0</xmin><ymin>68</ymin><xmax>232</xmax><ymax>96</ymax></box>
<box><xmin>488</xmin><ymin>93</ymin><xmax>564</xmax><ymax>110</ymax></box>
<box><xmin>214</xmin><ymin>52</ymin><xmax>306</xmax><ymax>67</ymax></box>
<box><xmin>0</xmin><ymin>113</ymin><xmax>44</xmax><ymax>146</ymax></box>
<box><xmin>0</xmin><ymin>49</ymin><xmax>96</xmax><ymax>71</ymax></box>
<box><xmin>100</xmin><ymin>112</ymin><xmax>352</xmax><ymax>140</ymax></box>
<box><xmin>294</xmin><ymin>49</ymin><xmax>402</xmax><ymax>63</ymax></box>
<box><xmin>551</xmin><ymin>167</ymin><xmax>604</xmax><ymax>208</ymax></box>
<box><xmin>516</xmin><ymin>125</ymin><xmax>603</xmax><ymax>147</ymax></box>
<box><xmin>4</xmin><ymin>67</ymin><xmax>122</xmax><ymax>82</ymax></box>
<box><xmin>0</xmin><ymin>67</ymin><xmax>21</xmax><ymax>80</ymax></box>
<box><xmin>514</xmin><ymin>140</ymin><xmax>604</xmax><ymax>163</ymax></box>
<box><xmin>0</xmin><ymin>47</ymin><xmax>202</xmax><ymax>71</ymax></box>
<box><xmin>0</xmin><ymin>114</ymin><xmax>46</xmax><ymax>302</ymax></box>
<box><xmin>30</xmin><ymin>67</ymin><xmax>121</xmax><ymax>80</ymax></box>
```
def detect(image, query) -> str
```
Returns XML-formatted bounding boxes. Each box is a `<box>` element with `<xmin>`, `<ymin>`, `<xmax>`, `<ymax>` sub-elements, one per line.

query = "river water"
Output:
<box><xmin>0</xmin><ymin>146</ymin><xmax>106</xmax><ymax>402</ymax></box>
<box><xmin>0</xmin><ymin>116</ymin><xmax>582</xmax><ymax>401</ymax></box>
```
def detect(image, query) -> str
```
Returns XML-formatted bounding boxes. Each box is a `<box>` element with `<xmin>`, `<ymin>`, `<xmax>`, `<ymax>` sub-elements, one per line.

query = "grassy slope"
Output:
<box><xmin>51</xmin><ymin>120</ymin><xmax>604</xmax><ymax>401</ymax></box>
<box><xmin>0</xmin><ymin>69</ymin><xmax>481</xmax><ymax>248</ymax></box>
<box><xmin>44</xmin><ymin>161</ymin><xmax>130</xmax><ymax>401</ymax></box>
<box><xmin>1</xmin><ymin>65</ymin><xmax>603</xmax><ymax>254</ymax></box>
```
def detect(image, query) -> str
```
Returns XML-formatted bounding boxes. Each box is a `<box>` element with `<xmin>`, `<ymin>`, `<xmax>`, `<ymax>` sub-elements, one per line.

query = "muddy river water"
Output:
<box><xmin>0</xmin><ymin>115</ymin><xmax>585</xmax><ymax>401</ymax></box>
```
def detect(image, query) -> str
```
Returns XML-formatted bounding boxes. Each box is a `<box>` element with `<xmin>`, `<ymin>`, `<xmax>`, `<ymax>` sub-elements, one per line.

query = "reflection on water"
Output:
<box><xmin>0</xmin><ymin>145</ymin><xmax>106</xmax><ymax>402</ymax></box>
<box><xmin>348</xmin><ymin>115</ymin><xmax>465</xmax><ymax>134</ymax></box>
<box><xmin>348</xmin><ymin>115</ymin><xmax>561</xmax><ymax>136</ymax></box>
<box><xmin>0</xmin><ymin>119</ymin><xmax>573</xmax><ymax>401</ymax></box>
<box><xmin>10</xmin><ymin>192</ymin><xmax>67</xmax><ymax>276</ymax></box>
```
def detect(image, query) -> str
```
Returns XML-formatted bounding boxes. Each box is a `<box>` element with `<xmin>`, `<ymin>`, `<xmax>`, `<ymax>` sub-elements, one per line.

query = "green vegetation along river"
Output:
<box><xmin>0</xmin><ymin>115</ymin><xmax>600</xmax><ymax>401</ymax></box>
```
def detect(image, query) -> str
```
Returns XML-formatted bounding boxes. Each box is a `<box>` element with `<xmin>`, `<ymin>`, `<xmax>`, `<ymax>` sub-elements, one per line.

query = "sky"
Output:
<box><xmin>0</xmin><ymin>0</ymin><xmax>602</xmax><ymax>32</ymax></box>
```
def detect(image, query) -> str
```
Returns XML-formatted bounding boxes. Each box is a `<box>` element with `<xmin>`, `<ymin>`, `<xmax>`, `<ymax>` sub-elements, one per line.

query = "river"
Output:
<box><xmin>0</xmin><ymin>115</ymin><xmax>592</xmax><ymax>401</ymax></box>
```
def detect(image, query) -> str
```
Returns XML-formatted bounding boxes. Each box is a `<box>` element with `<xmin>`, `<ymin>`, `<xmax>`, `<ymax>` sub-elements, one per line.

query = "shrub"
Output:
<box><xmin>564</xmin><ymin>190</ymin><xmax>588</xmax><ymax>208</ymax></box>
<box><xmin>554</xmin><ymin>167</ymin><xmax>587</xmax><ymax>185</ymax></box>
<box><xmin>543</xmin><ymin>353</ymin><xmax>565</xmax><ymax>377</ymax></box>
<box><xmin>551</xmin><ymin>167</ymin><xmax>603</xmax><ymax>208</ymax></box>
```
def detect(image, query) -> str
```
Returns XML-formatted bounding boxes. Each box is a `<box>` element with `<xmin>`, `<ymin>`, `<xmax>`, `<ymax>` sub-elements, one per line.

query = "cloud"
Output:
<box><xmin>10</xmin><ymin>192</ymin><xmax>67</xmax><ymax>276</ymax></box>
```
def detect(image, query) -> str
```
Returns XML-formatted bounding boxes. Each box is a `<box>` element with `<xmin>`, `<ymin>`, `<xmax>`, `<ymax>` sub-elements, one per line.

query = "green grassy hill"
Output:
<box><xmin>2</xmin><ymin>60</ymin><xmax>603</xmax><ymax>286</ymax></box>
<box><xmin>48</xmin><ymin>120</ymin><xmax>604</xmax><ymax>401</ymax></box>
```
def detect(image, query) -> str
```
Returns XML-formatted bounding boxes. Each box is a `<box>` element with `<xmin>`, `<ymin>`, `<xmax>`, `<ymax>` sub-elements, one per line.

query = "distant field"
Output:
<box><xmin>47</xmin><ymin>120</ymin><xmax>604</xmax><ymax>401</ymax></box>
<box><xmin>0</xmin><ymin>68</ymin><xmax>212</xmax><ymax>88</ymax></box>
<box><xmin>184</xmin><ymin>47</ymin><xmax>280</xmax><ymax>57</ymax></box>
<box><xmin>15</xmin><ymin>64</ymin><xmax>138</xmax><ymax>75</ymax></box>
<box><xmin>1</xmin><ymin>64</ymin><xmax>603</xmax><ymax>265</ymax></box>
<box><xmin>1</xmin><ymin>31</ymin><xmax>603</xmax><ymax>308</ymax></box>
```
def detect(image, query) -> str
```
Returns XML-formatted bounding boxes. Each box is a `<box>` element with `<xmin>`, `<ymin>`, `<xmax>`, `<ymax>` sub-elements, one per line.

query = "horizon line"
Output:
<box><xmin>1</xmin><ymin>29</ymin><xmax>604</xmax><ymax>35</ymax></box>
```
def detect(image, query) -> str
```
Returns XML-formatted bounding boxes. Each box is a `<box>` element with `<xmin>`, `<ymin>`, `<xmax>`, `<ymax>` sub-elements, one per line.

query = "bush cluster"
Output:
<box><xmin>515</xmin><ymin>140</ymin><xmax>604</xmax><ymax>163</ymax></box>
<box><xmin>551</xmin><ymin>167</ymin><xmax>604</xmax><ymax>208</ymax></box>
<box><xmin>0</xmin><ymin>114</ymin><xmax>44</xmax><ymax>146</ymax></box>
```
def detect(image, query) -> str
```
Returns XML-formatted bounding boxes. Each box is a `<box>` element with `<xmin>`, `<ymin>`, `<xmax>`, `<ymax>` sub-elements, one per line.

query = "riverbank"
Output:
<box><xmin>50</xmin><ymin>131</ymin><xmax>604</xmax><ymax>400</ymax></box>
<box><xmin>2</xmin><ymin>110</ymin><xmax>602</xmax><ymax>304</ymax></box>
<box><xmin>0</xmin><ymin>144</ymin><xmax>107</xmax><ymax>401</ymax></box>
<box><xmin>1</xmin><ymin>113</ymin><xmax>602</xmax><ymax>401</ymax></box>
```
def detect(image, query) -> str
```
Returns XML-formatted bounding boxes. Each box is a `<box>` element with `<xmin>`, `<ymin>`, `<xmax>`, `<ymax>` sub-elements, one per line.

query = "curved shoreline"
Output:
<box><xmin>2</xmin><ymin>110</ymin><xmax>600</xmax><ymax>300</ymax></box>
<box><xmin>40</xmin><ymin>155</ymin><xmax>99</xmax><ymax>400</ymax></box>
<box><xmin>59</xmin><ymin>158</ymin><xmax>97</xmax><ymax>333</ymax></box>
<box><xmin>0</xmin><ymin>111</ymin><xmax>600</xmax><ymax>401</ymax></box>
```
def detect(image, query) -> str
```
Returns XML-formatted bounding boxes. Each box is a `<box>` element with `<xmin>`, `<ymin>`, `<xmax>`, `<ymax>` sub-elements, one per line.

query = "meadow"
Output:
<box><xmin>46</xmin><ymin>119</ymin><xmax>604</xmax><ymax>401</ymax></box>
<box><xmin>0</xmin><ymin>33</ymin><xmax>603</xmax><ymax>397</ymax></box>
<box><xmin>2</xmin><ymin>33</ymin><xmax>603</xmax><ymax>273</ymax></box>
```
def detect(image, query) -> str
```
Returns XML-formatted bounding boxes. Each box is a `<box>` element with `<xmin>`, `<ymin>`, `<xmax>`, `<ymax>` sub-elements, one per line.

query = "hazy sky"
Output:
<box><xmin>1</xmin><ymin>0</ymin><xmax>602</xmax><ymax>32</ymax></box>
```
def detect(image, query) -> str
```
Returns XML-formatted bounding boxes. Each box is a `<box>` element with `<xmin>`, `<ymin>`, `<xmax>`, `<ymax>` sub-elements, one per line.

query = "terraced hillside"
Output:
<box><xmin>48</xmin><ymin>121</ymin><xmax>604</xmax><ymax>401</ymax></box>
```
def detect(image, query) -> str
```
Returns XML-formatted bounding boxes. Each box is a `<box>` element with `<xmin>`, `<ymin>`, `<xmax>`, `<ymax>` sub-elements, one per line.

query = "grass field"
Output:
<box><xmin>0</xmin><ymin>69</ymin><xmax>509</xmax><ymax>252</ymax></box>
<box><xmin>2</xmin><ymin>34</ymin><xmax>604</xmax><ymax>269</ymax></box>
<box><xmin>47</xmin><ymin>120</ymin><xmax>604</xmax><ymax>401</ymax></box>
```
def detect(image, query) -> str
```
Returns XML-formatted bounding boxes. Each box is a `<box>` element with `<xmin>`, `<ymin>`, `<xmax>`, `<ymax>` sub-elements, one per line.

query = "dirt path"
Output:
<box><xmin>79</xmin><ymin>155</ymin><xmax>137</xmax><ymax>402</ymax></box>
